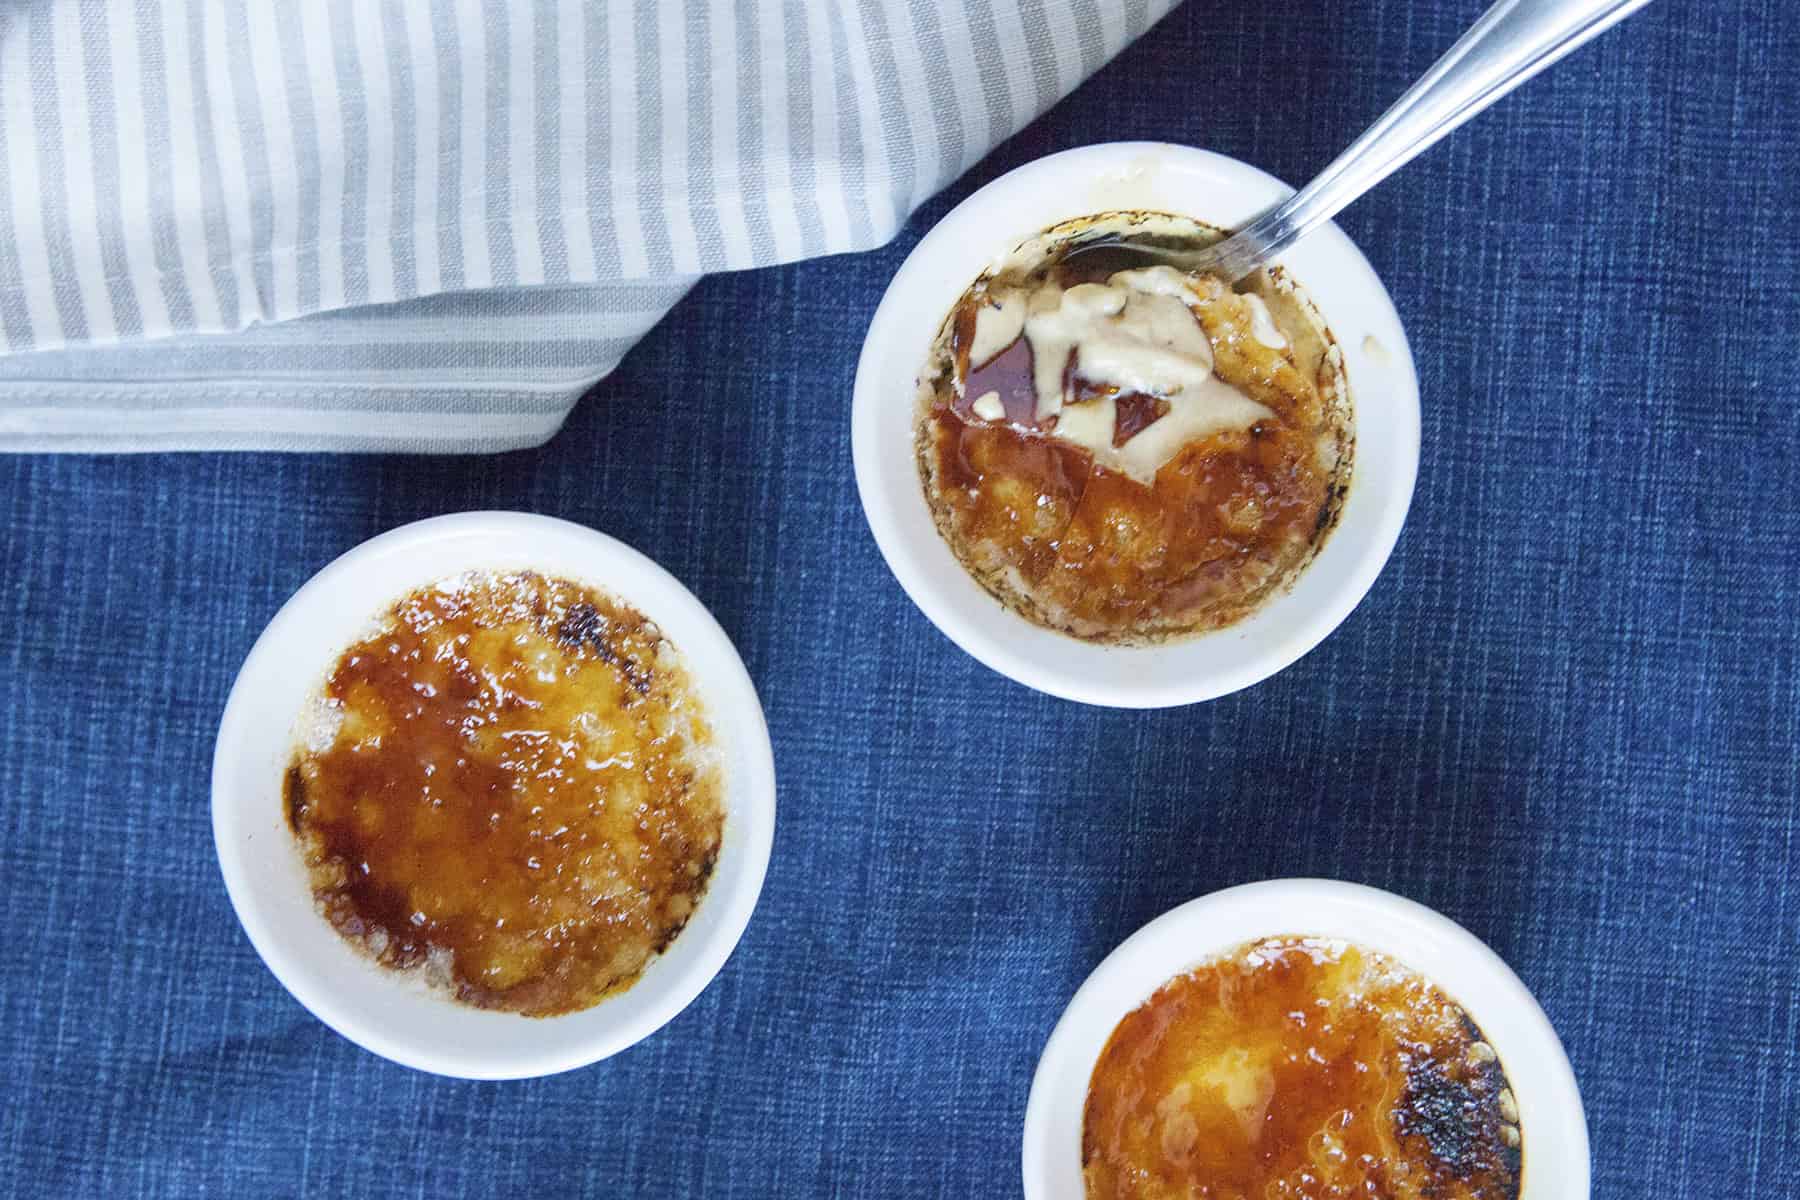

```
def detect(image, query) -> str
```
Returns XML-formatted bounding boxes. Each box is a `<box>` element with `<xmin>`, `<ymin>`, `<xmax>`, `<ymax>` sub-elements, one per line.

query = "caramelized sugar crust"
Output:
<box><xmin>917</xmin><ymin>215</ymin><xmax>1350</xmax><ymax>643</ymax></box>
<box><xmin>1084</xmin><ymin>938</ymin><xmax>1522</xmax><ymax>1200</ymax></box>
<box><xmin>284</xmin><ymin>571</ymin><xmax>722</xmax><ymax>1017</ymax></box>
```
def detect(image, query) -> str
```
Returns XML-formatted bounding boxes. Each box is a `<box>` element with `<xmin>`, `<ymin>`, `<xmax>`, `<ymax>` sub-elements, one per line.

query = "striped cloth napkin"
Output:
<box><xmin>0</xmin><ymin>0</ymin><xmax>1176</xmax><ymax>452</ymax></box>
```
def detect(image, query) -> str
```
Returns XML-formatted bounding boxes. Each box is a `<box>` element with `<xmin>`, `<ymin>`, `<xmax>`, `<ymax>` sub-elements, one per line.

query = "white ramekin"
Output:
<box><xmin>212</xmin><ymin>512</ymin><xmax>776</xmax><ymax>1079</ymax></box>
<box><xmin>1023</xmin><ymin>879</ymin><xmax>1589</xmax><ymax>1199</ymax></box>
<box><xmin>852</xmin><ymin>142</ymin><xmax>1421</xmax><ymax>707</ymax></box>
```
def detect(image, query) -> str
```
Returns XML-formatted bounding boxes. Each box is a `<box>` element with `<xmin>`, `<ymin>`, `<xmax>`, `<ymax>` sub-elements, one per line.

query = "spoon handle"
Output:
<box><xmin>1207</xmin><ymin>0</ymin><xmax>1652</xmax><ymax>281</ymax></box>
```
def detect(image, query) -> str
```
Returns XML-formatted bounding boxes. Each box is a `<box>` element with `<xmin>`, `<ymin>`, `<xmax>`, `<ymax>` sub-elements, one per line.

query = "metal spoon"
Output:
<box><xmin>1071</xmin><ymin>0</ymin><xmax>1653</xmax><ymax>282</ymax></box>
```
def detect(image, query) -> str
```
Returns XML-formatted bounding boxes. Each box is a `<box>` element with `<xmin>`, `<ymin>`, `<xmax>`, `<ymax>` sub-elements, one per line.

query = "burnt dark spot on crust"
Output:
<box><xmin>1396</xmin><ymin>1056</ymin><xmax>1484</xmax><ymax>1174</ymax></box>
<box><xmin>653</xmin><ymin>848</ymin><xmax>721</xmax><ymax>954</ymax></box>
<box><xmin>1394</xmin><ymin>1051</ymin><xmax>1521</xmax><ymax>1191</ymax></box>
<box><xmin>1315</xmin><ymin>482</ymin><xmax>1347</xmax><ymax>537</ymax></box>
<box><xmin>557</xmin><ymin>601</ymin><xmax>653</xmax><ymax>696</ymax></box>
<box><xmin>652</xmin><ymin>910</ymin><xmax>691</xmax><ymax>955</ymax></box>
<box><xmin>556</xmin><ymin>600</ymin><xmax>609</xmax><ymax>654</ymax></box>
<box><xmin>283</xmin><ymin>764</ymin><xmax>307</xmax><ymax>834</ymax></box>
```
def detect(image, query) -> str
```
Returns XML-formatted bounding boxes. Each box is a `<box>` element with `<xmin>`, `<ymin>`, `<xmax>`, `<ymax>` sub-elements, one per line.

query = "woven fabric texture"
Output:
<box><xmin>2</xmin><ymin>1</ymin><xmax>1797</xmax><ymax>1196</ymax></box>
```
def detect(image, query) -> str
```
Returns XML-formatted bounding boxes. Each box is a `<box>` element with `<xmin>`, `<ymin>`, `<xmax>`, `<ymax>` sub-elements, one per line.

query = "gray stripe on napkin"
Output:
<box><xmin>270</xmin><ymin>3</ymin><xmax>318</xmax><ymax>316</ymax></box>
<box><xmin>382</xmin><ymin>2</ymin><xmax>421</xmax><ymax>299</ymax></box>
<box><xmin>221</xmin><ymin>2</ymin><xmax>273</xmax><ymax>325</ymax></box>
<box><xmin>905</xmin><ymin>4</ymin><xmax>966</xmax><ymax>184</ymax></box>
<box><xmin>828</xmin><ymin>7</ymin><xmax>875</xmax><ymax>249</ymax></box>
<box><xmin>0</xmin><ymin>27</ymin><xmax>28</xmax><ymax>351</ymax></box>
<box><xmin>633</xmin><ymin>3</ymin><xmax>672</xmax><ymax>278</ymax></box>
<box><xmin>533</xmin><ymin>3</ymin><xmax>566</xmax><ymax>280</ymax></box>
<box><xmin>579</xmin><ymin>0</ymin><xmax>618</xmax><ymax>275</ymax></box>
<box><xmin>685</xmin><ymin>3</ymin><xmax>722</xmax><ymax>267</ymax></box>
<box><xmin>781</xmin><ymin>1</ymin><xmax>826</xmax><ymax>261</ymax></box>
<box><xmin>134</xmin><ymin>0</ymin><xmax>192</xmax><ymax>331</ymax></box>
<box><xmin>78</xmin><ymin>10</ymin><xmax>143</xmax><ymax>340</ymax></box>
<box><xmin>330</xmin><ymin>0</ymin><xmax>370</xmax><ymax>308</ymax></box>
<box><xmin>28</xmin><ymin>13</ymin><xmax>89</xmax><ymax>343</ymax></box>
<box><xmin>482</xmin><ymin>2</ymin><xmax>518</xmax><ymax>287</ymax></box>
<box><xmin>189</xmin><ymin>0</ymin><xmax>245</xmax><ymax>331</ymax></box>
<box><xmin>730</xmin><ymin>1</ymin><xmax>774</xmax><ymax>264</ymax></box>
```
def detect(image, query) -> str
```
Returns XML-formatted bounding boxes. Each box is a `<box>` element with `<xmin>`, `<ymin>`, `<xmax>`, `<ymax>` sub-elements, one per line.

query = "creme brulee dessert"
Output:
<box><xmin>916</xmin><ymin>212</ymin><xmax>1351</xmax><ymax>643</ymax></box>
<box><xmin>283</xmin><ymin>570</ymin><xmax>723</xmax><ymax>1018</ymax></box>
<box><xmin>1083</xmin><ymin>937</ymin><xmax>1522</xmax><ymax>1200</ymax></box>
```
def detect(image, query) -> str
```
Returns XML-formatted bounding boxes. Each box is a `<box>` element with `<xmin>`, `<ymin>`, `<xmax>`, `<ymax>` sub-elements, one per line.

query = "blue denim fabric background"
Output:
<box><xmin>3</xmin><ymin>1</ymin><xmax>1797</xmax><ymax>1195</ymax></box>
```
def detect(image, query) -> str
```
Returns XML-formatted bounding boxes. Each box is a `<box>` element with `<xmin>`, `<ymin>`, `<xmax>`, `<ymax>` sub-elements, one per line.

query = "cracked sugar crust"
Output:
<box><xmin>284</xmin><ymin>570</ymin><xmax>723</xmax><ymax>1017</ymax></box>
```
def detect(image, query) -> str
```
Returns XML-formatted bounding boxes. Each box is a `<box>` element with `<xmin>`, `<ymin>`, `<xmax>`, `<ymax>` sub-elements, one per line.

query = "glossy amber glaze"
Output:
<box><xmin>1084</xmin><ymin>938</ymin><xmax>1522</xmax><ymax>1200</ymax></box>
<box><xmin>284</xmin><ymin>571</ymin><xmax>722</xmax><ymax>1017</ymax></box>
<box><xmin>917</xmin><ymin>216</ymin><xmax>1348</xmax><ymax>643</ymax></box>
